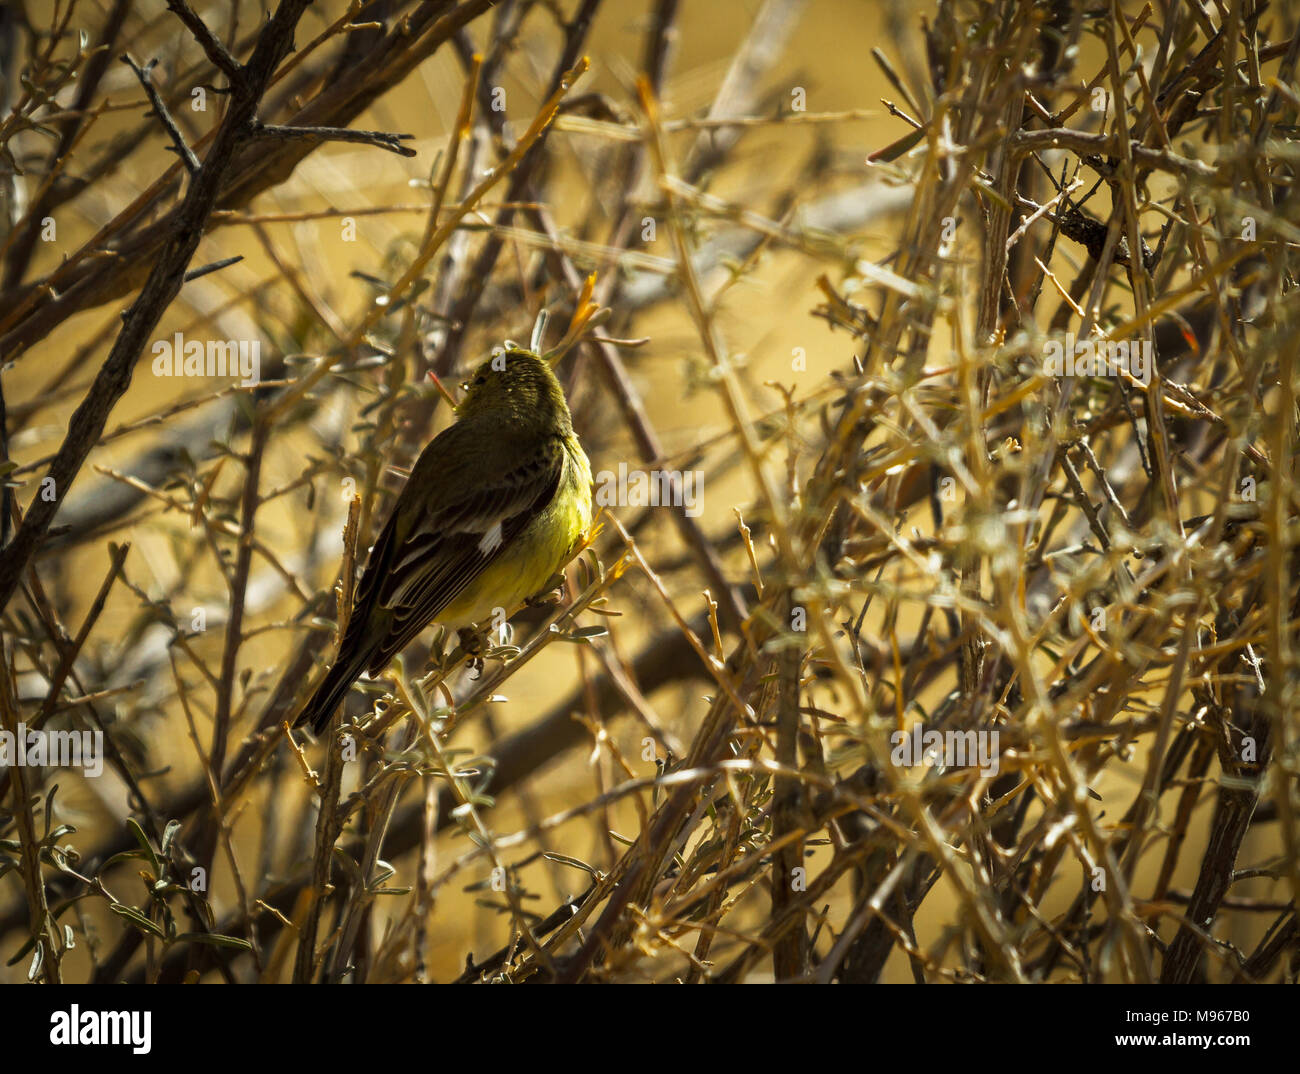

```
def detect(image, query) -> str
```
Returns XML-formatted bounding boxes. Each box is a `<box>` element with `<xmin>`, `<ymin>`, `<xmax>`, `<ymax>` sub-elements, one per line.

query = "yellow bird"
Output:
<box><xmin>296</xmin><ymin>346</ymin><xmax>592</xmax><ymax>733</ymax></box>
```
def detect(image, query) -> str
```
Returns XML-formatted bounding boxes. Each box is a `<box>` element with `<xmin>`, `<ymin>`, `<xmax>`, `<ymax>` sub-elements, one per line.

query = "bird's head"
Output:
<box><xmin>456</xmin><ymin>346</ymin><xmax>574</xmax><ymax>433</ymax></box>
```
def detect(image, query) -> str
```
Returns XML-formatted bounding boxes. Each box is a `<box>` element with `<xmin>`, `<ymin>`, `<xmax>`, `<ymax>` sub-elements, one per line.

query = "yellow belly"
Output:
<box><xmin>437</xmin><ymin>437</ymin><xmax>592</xmax><ymax>630</ymax></box>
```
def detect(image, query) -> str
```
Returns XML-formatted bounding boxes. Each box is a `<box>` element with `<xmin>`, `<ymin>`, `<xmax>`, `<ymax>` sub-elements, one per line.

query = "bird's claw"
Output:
<box><xmin>457</xmin><ymin>626</ymin><xmax>488</xmax><ymax>678</ymax></box>
<box><xmin>524</xmin><ymin>572</ymin><xmax>566</xmax><ymax>608</ymax></box>
<box><xmin>457</xmin><ymin>626</ymin><xmax>486</xmax><ymax>656</ymax></box>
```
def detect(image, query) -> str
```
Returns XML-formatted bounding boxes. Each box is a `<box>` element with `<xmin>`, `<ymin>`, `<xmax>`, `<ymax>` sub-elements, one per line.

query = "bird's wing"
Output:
<box><xmin>353</xmin><ymin>430</ymin><xmax>566</xmax><ymax>673</ymax></box>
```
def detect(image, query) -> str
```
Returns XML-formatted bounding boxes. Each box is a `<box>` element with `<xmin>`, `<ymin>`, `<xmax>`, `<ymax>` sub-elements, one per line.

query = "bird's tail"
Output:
<box><xmin>295</xmin><ymin>648</ymin><xmax>370</xmax><ymax>735</ymax></box>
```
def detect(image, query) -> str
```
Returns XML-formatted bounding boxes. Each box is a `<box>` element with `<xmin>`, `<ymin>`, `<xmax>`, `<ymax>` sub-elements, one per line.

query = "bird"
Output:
<box><xmin>295</xmin><ymin>345</ymin><xmax>593</xmax><ymax>734</ymax></box>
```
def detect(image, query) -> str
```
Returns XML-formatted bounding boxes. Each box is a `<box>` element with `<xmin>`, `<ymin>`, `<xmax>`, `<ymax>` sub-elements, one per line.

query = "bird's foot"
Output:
<box><xmin>457</xmin><ymin>625</ymin><xmax>487</xmax><ymax>655</ymax></box>
<box><xmin>457</xmin><ymin>626</ymin><xmax>488</xmax><ymax>679</ymax></box>
<box><xmin>524</xmin><ymin>572</ymin><xmax>566</xmax><ymax>608</ymax></box>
